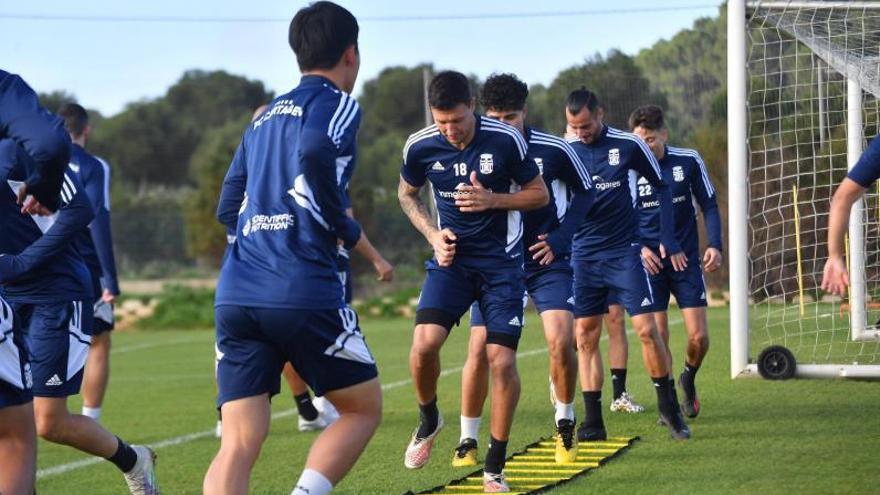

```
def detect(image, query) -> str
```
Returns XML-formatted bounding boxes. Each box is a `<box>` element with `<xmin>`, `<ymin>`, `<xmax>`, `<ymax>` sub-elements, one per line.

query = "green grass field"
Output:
<box><xmin>36</xmin><ymin>308</ymin><xmax>880</xmax><ymax>494</ymax></box>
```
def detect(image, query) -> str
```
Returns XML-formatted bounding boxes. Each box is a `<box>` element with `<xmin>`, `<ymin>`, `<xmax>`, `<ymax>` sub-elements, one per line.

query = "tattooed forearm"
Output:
<box><xmin>398</xmin><ymin>176</ymin><xmax>438</xmax><ymax>241</ymax></box>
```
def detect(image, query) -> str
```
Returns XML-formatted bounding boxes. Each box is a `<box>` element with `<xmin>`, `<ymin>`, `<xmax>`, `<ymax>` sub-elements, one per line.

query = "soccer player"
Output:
<box><xmin>57</xmin><ymin>103</ymin><xmax>121</xmax><ymax>423</ymax></box>
<box><xmin>455</xmin><ymin>73</ymin><xmax>593</xmax><ymax>467</ymax></box>
<box><xmin>629</xmin><ymin>105</ymin><xmax>722</xmax><ymax>418</ymax></box>
<box><xmin>822</xmin><ymin>134</ymin><xmax>880</xmax><ymax>296</ymax></box>
<box><xmin>565</xmin><ymin>88</ymin><xmax>691</xmax><ymax>440</ymax></box>
<box><xmin>0</xmin><ymin>68</ymin><xmax>70</xmax><ymax>495</ymax></box>
<box><xmin>399</xmin><ymin>70</ymin><xmax>548</xmax><ymax>492</ymax></box>
<box><xmin>0</xmin><ymin>140</ymin><xmax>159</xmax><ymax>494</ymax></box>
<box><xmin>204</xmin><ymin>4</ymin><xmax>382</xmax><ymax>495</ymax></box>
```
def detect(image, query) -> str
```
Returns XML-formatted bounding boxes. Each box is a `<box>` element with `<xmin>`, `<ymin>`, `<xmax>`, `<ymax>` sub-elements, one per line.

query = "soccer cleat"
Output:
<box><xmin>554</xmin><ymin>419</ymin><xmax>578</xmax><ymax>463</ymax></box>
<box><xmin>576</xmin><ymin>423</ymin><xmax>607</xmax><ymax>442</ymax></box>
<box><xmin>314</xmin><ymin>396</ymin><xmax>341</xmax><ymax>424</ymax></box>
<box><xmin>678</xmin><ymin>373</ymin><xmax>701</xmax><ymax>418</ymax></box>
<box><xmin>298</xmin><ymin>413</ymin><xmax>330</xmax><ymax>432</ymax></box>
<box><xmin>404</xmin><ymin>414</ymin><xmax>444</xmax><ymax>469</ymax></box>
<box><xmin>483</xmin><ymin>471</ymin><xmax>510</xmax><ymax>493</ymax></box>
<box><xmin>451</xmin><ymin>437</ymin><xmax>478</xmax><ymax>467</ymax></box>
<box><xmin>123</xmin><ymin>445</ymin><xmax>160</xmax><ymax>495</ymax></box>
<box><xmin>658</xmin><ymin>411</ymin><xmax>691</xmax><ymax>440</ymax></box>
<box><xmin>609</xmin><ymin>392</ymin><xmax>645</xmax><ymax>413</ymax></box>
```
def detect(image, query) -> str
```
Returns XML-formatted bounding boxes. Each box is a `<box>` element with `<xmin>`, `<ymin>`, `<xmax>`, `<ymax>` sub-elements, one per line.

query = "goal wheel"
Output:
<box><xmin>757</xmin><ymin>345</ymin><xmax>797</xmax><ymax>380</ymax></box>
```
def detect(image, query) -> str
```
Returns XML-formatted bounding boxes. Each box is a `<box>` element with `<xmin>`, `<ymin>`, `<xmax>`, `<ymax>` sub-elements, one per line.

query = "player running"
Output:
<box><xmin>57</xmin><ymin>103</ymin><xmax>121</xmax><ymax>424</ymax></box>
<box><xmin>629</xmin><ymin>105</ymin><xmax>722</xmax><ymax>419</ymax></box>
<box><xmin>398</xmin><ymin>70</ymin><xmax>548</xmax><ymax>492</ymax></box>
<box><xmin>455</xmin><ymin>73</ymin><xmax>594</xmax><ymax>467</ymax></box>
<box><xmin>0</xmin><ymin>68</ymin><xmax>70</xmax><ymax>495</ymax></box>
<box><xmin>204</xmin><ymin>4</ymin><xmax>382</xmax><ymax>494</ymax></box>
<box><xmin>565</xmin><ymin>88</ymin><xmax>691</xmax><ymax>441</ymax></box>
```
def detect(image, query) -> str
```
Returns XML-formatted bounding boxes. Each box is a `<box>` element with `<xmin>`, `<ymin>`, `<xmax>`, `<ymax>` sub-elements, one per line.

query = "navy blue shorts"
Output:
<box><xmin>336</xmin><ymin>251</ymin><xmax>353</xmax><ymax>304</ymax></box>
<box><xmin>0</xmin><ymin>298</ymin><xmax>32</xmax><ymax>408</ymax></box>
<box><xmin>214</xmin><ymin>305</ymin><xmax>378</xmax><ymax>408</ymax></box>
<box><xmin>13</xmin><ymin>301</ymin><xmax>92</xmax><ymax>398</ymax></box>
<box><xmin>470</xmin><ymin>263</ymin><xmax>573</xmax><ymax>326</ymax></box>
<box><xmin>90</xmin><ymin>271</ymin><xmax>114</xmax><ymax>335</ymax></box>
<box><xmin>416</xmin><ymin>257</ymin><xmax>526</xmax><ymax>349</ymax></box>
<box><xmin>572</xmin><ymin>249</ymin><xmax>656</xmax><ymax>318</ymax></box>
<box><xmin>648</xmin><ymin>261</ymin><xmax>707</xmax><ymax>312</ymax></box>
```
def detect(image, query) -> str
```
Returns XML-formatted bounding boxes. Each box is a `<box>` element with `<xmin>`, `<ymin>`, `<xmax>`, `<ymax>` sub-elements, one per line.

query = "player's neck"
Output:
<box><xmin>71</xmin><ymin>135</ymin><xmax>87</xmax><ymax>147</ymax></box>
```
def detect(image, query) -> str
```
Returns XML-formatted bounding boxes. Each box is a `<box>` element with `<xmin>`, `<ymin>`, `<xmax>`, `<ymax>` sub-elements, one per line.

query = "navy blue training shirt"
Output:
<box><xmin>522</xmin><ymin>128</ymin><xmax>594</xmax><ymax>270</ymax></box>
<box><xmin>0</xmin><ymin>139</ymin><xmax>93</xmax><ymax>303</ymax></box>
<box><xmin>638</xmin><ymin>146</ymin><xmax>722</xmax><ymax>261</ymax></box>
<box><xmin>215</xmin><ymin>75</ymin><xmax>363</xmax><ymax>310</ymax></box>
<box><xmin>847</xmin><ymin>136</ymin><xmax>880</xmax><ymax>188</ymax></box>
<box><xmin>568</xmin><ymin>125</ymin><xmax>681</xmax><ymax>261</ymax></box>
<box><xmin>69</xmin><ymin>145</ymin><xmax>120</xmax><ymax>295</ymax></box>
<box><xmin>400</xmin><ymin>115</ymin><xmax>539</xmax><ymax>259</ymax></box>
<box><xmin>0</xmin><ymin>69</ymin><xmax>70</xmax><ymax>210</ymax></box>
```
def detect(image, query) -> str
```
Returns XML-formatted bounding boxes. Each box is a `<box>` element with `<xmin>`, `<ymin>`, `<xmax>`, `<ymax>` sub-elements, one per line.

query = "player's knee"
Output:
<box><xmin>546</xmin><ymin>333</ymin><xmax>572</xmax><ymax>361</ymax></box>
<box><xmin>34</xmin><ymin>411</ymin><xmax>66</xmax><ymax>442</ymax></box>
<box><xmin>690</xmin><ymin>328</ymin><xmax>709</xmax><ymax>349</ymax></box>
<box><xmin>633</xmin><ymin>322</ymin><xmax>659</xmax><ymax>344</ymax></box>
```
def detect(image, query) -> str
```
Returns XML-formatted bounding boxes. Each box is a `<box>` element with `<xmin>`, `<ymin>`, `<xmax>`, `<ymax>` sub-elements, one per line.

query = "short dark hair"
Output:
<box><xmin>289</xmin><ymin>1</ymin><xmax>359</xmax><ymax>72</ymax></box>
<box><xmin>628</xmin><ymin>104</ymin><xmax>665</xmax><ymax>131</ymax></box>
<box><xmin>58</xmin><ymin>102</ymin><xmax>89</xmax><ymax>137</ymax></box>
<box><xmin>566</xmin><ymin>87</ymin><xmax>601</xmax><ymax>116</ymax></box>
<box><xmin>428</xmin><ymin>71</ymin><xmax>471</xmax><ymax>111</ymax></box>
<box><xmin>480</xmin><ymin>73</ymin><xmax>529</xmax><ymax>111</ymax></box>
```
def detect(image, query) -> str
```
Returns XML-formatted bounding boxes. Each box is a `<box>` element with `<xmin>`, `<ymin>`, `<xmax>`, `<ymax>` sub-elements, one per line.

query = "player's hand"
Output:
<box><xmin>659</xmin><ymin>243</ymin><xmax>688</xmax><ymax>272</ymax></box>
<box><xmin>821</xmin><ymin>256</ymin><xmax>850</xmax><ymax>296</ymax></box>
<box><xmin>430</xmin><ymin>228</ymin><xmax>457</xmax><ymax>267</ymax></box>
<box><xmin>455</xmin><ymin>172</ymin><xmax>495</xmax><ymax>212</ymax></box>
<box><xmin>101</xmin><ymin>289</ymin><xmax>116</xmax><ymax>304</ymax></box>
<box><xmin>373</xmin><ymin>257</ymin><xmax>394</xmax><ymax>282</ymax></box>
<box><xmin>16</xmin><ymin>185</ymin><xmax>52</xmax><ymax>216</ymax></box>
<box><xmin>703</xmin><ymin>247</ymin><xmax>723</xmax><ymax>273</ymax></box>
<box><xmin>640</xmin><ymin>246</ymin><xmax>663</xmax><ymax>275</ymax></box>
<box><xmin>528</xmin><ymin>234</ymin><xmax>556</xmax><ymax>265</ymax></box>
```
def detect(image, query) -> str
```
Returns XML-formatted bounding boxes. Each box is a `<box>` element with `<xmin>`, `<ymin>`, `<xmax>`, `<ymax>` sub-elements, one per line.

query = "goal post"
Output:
<box><xmin>729</xmin><ymin>0</ymin><xmax>880</xmax><ymax>379</ymax></box>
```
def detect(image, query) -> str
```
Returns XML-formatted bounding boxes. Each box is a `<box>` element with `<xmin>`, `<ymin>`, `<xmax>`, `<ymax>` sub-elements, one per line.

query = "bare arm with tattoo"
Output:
<box><xmin>398</xmin><ymin>175</ymin><xmax>457</xmax><ymax>266</ymax></box>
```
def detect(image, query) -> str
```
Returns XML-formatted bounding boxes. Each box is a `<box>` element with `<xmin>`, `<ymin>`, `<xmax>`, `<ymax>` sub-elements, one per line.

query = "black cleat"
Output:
<box><xmin>678</xmin><ymin>373</ymin><xmax>701</xmax><ymax>418</ymax></box>
<box><xmin>577</xmin><ymin>423</ymin><xmax>607</xmax><ymax>442</ymax></box>
<box><xmin>658</xmin><ymin>411</ymin><xmax>691</xmax><ymax>440</ymax></box>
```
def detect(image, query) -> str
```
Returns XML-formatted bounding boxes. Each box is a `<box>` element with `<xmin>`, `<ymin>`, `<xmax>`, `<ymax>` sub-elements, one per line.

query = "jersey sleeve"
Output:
<box><xmin>216</xmin><ymin>136</ymin><xmax>248</xmax><ymax>232</ymax></box>
<box><xmin>847</xmin><ymin>136</ymin><xmax>880</xmax><ymax>188</ymax></box>
<box><xmin>84</xmin><ymin>161</ymin><xmax>120</xmax><ymax>294</ymax></box>
<box><xmin>629</xmin><ymin>140</ymin><xmax>682</xmax><ymax>254</ymax></box>
<box><xmin>0</xmin><ymin>171</ymin><xmax>94</xmax><ymax>281</ymax></box>
<box><xmin>508</xmin><ymin>133</ymin><xmax>539</xmax><ymax>186</ymax></box>
<box><xmin>400</xmin><ymin>137</ymin><xmax>427</xmax><ymax>187</ymax></box>
<box><xmin>546</xmin><ymin>144</ymin><xmax>595</xmax><ymax>254</ymax></box>
<box><xmin>0</xmin><ymin>71</ymin><xmax>70</xmax><ymax>211</ymax></box>
<box><xmin>688</xmin><ymin>152</ymin><xmax>723</xmax><ymax>252</ymax></box>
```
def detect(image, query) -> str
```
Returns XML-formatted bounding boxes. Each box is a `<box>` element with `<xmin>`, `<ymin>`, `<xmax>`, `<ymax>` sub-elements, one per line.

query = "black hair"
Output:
<box><xmin>289</xmin><ymin>1</ymin><xmax>359</xmax><ymax>71</ymax></box>
<box><xmin>566</xmin><ymin>87</ymin><xmax>601</xmax><ymax>116</ymax></box>
<box><xmin>480</xmin><ymin>73</ymin><xmax>528</xmax><ymax>111</ymax></box>
<box><xmin>628</xmin><ymin>104</ymin><xmax>665</xmax><ymax>131</ymax></box>
<box><xmin>57</xmin><ymin>102</ymin><xmax>89</xmax><ymax>137</ymax></box>
<box><xmin>428</xmin><ymin>71</ymin><xmax>471</xmax><ymax>111</ymax></box>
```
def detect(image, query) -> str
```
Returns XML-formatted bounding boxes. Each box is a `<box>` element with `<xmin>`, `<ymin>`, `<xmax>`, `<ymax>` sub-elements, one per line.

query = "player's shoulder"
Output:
<box><xmin>306</xmin><ymin>85</ymin><xmax>361</xmax><ymax>148</ymax></box>
<box><xmin>479</xmin><ymin>116</ymin><xmax>527</xmax><ymax>156</ymax></box>
<box><xmin>666</xmin><ymin>146</ymin><xmax>705</xmax><ymax>167</ymax></box>
<box><xmin>529</xmin><ymin>128</ymin><xmax>577</xmax><ymax>155</ymax></box>
<box><xmin>402</xmin><ymin>123</ymin><xmax>440</xmax><ymax>162</ymax></box>
<box><xmin>604</xmin><ymin>126</ymin><xmax>643</xmax><ymax>149</ymax></box>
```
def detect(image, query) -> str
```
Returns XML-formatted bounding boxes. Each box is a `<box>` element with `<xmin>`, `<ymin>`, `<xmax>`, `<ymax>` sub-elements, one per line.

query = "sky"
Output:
<box><xmin>0</xmin><ymin>1</ymin><xmax>724</xmax><ymax>116</ymax></box>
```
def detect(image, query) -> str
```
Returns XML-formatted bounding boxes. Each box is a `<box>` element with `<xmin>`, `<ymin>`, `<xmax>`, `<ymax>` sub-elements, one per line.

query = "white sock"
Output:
<box><xmin>291</xmin><ymin>468</ymin><xmax>333</xmax><ymax>495</ymax></box>
<box><xmin>554</xmin><ymin>401</ymin><xmax>574</xmax><ymax>424</ymax></box>
<box><xmin>82</xmin><ymin>406</ymin><xmax>102</xmax><ymax>422</ymax></box>
<box><xmin>460</xmin><ymin>416</ymin><xmax>481</xmax><ymax>442</ymax></box>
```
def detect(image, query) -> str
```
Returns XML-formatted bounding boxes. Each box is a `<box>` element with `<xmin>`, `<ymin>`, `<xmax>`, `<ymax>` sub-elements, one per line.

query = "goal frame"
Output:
<box><xmin>728</xmin><ymin>0</ymin><xmax>880</xmax><ymax>379</ymax></box>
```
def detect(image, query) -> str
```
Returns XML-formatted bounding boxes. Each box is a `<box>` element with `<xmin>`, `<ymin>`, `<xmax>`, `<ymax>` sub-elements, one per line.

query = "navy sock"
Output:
<box><xmin>681</xmin><ymin>363</ymin><xmax>699</xmax><ymax>398</ymax></box>
<box><xmin>610</xmin><ymin>368</ymin><xmax>627</xmax><ymax>400</ymax></box>
<box><xmin>417</xmin><ymin>397</ymin><xmax>439</xmax><ymax>438</ymax></box>
<box><xmin>295</xmin><ymin>392</ymin><xmax>319</xmax><ymax>421</ymax></box>
<box><xmin>485</xmin><ymin>436</ymin><xmax>508</xmax><ymax>474</ymax></box>
<box><xmin>582</xmin><ymin>391</ymin><xmax>604</xmax><ymax>428</ymax></box>
<box><xmin>106</xmin><ymin>437</ymin><xmax>138</xmax><ymax>473</ymax></box>
<box><xmin>652</xmin><ymin>376</ymin><xmax>674</xmax><ymax>416</ymax></box>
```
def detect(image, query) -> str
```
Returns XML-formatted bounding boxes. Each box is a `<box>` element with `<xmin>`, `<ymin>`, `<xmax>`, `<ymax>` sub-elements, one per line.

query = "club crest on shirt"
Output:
<box><xmin>608</xmin><ymin>148</ymin><xmax>620</xmax><ymax>166</ymax></box>
<box><xmin>673</xmin><ymin>165</ymin><xmax>685</xmax><ymax>182</ymax></box>
<box><xmin>533</xmin><ymin>157</ymin><xmax>544</xmax><ymax>174</ymax></box>
<box><xmin>480</xmin><ymin>153</ymin><xmax>494</xmax><ymax>174</ymax></box>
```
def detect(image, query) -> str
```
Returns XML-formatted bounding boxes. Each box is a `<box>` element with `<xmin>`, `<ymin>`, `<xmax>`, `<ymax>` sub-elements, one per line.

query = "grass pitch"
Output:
<box><xmin>36</xmin><ymin>308</ymin><xmax>880</xmax><ymax>494</ymax></box>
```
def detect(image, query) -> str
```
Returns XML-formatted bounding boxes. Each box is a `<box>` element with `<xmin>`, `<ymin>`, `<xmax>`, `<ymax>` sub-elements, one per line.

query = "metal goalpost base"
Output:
<box><xmin>728</xmin><ymin>0</ymin><xmax>880</xmax><ymax>379</ymax></box>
